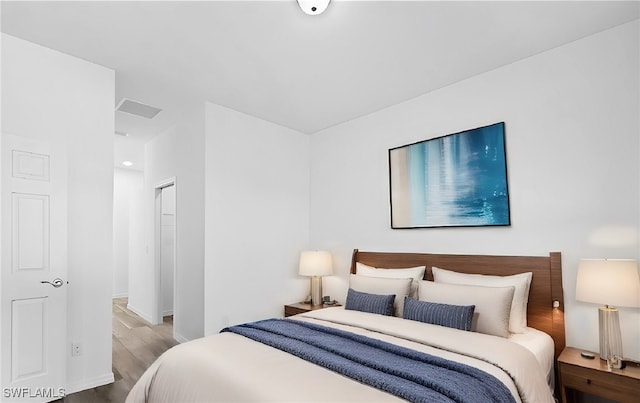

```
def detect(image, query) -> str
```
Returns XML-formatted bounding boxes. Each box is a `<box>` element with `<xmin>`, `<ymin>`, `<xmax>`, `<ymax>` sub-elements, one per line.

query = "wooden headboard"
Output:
<box><xmin>350</xmin><ymin>249</ymin><xmax>565</xmax><ymax>360</ymax></box>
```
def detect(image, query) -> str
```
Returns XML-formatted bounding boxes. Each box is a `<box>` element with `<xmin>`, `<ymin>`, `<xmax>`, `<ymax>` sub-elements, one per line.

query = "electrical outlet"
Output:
<box><xmin>71</xmin><ymin>342</ymin><xmax>82</xmax><ymax>357</ymax></box>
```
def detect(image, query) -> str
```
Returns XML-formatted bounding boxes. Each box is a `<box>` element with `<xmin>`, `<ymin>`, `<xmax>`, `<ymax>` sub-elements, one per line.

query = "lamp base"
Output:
<box><xmin>309</xmin><ymin>276</ymin><xmax>323</xmax><ymax>307</ymax></box>
<box><xmin>598</xmin><ymin>306</ymin><xmax>623</xmax><ymax>361</ymax></box>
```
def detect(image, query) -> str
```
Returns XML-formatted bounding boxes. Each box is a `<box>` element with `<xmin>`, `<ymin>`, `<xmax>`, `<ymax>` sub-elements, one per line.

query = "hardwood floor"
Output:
<box><xmin>60</xmin><ymin>298</ymin><xmax>178</xmax><ymax>403</ymax></box>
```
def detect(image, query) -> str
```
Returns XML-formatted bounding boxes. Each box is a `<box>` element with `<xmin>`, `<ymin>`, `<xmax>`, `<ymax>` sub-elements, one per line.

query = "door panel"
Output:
<box><xmin>13</xmin><ymin>194</ymin><xmax>50</xmax><ymax>272</ymax></box>
<box><xmin>1</xmin><ymin>134</ymin><xmax>67</xmax><ymax>402</ymax></box>
<box><xmin>11</xmin><ymin>298</ymin><xmax>47</xmax><ymax>382</ymax></box>
<box><xmin>12</xmin><ymin>151</ymin><xmax>50</xmax><ymax>182</ymax></box>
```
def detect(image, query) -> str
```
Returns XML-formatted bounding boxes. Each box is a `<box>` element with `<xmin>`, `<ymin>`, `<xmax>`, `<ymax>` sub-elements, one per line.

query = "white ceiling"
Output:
<box><xmin>2</xmin><ymin>1</ymin><xmax>638</xmax><ymax>170</ymax></box>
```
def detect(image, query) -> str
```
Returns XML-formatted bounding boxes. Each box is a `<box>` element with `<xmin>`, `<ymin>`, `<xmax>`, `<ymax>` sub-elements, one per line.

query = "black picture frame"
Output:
<box><xmin>388</xmin><ymin>122</ymin><xmax>511</xmax><ymax>229</ymax></box>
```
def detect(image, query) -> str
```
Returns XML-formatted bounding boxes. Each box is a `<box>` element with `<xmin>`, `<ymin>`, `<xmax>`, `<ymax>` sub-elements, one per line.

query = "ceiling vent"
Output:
<box><xmin>116</xmin><ymin>98</ymin><xmax>162</xmax><ymax>119</ymax></box>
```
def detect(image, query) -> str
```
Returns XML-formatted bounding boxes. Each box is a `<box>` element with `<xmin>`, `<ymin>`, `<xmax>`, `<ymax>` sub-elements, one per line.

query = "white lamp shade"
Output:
<box><xmin>576</xmin><ymin>259</ymin><xmax>640</xmax><ymax>308</ymax></box>
<box><xmin>299</xmin><ymin>251</ymin><xmax>333</xmax><ymax>277</ymax></box>
<box><xmin>297</xmin><ymin>0</ymin><xmax>331</xmax><ymax>15</ymax></box>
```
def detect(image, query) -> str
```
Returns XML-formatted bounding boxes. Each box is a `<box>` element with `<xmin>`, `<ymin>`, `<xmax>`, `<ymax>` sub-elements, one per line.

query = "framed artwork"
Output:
<box><xmin>389</xmin><ymin>122</ymin><xmax>510</xmax><ymax>229</ymax></box>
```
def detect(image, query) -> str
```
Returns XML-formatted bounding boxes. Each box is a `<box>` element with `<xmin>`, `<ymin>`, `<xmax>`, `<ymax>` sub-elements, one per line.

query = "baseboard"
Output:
<box><xmin>66</xmin><ymin>372</ymin><xmax>115</xmax><ymax>395</ymax></box>
<box><xmin>163</xmin><ymin>309</ymin><xmax>173</xmax><ymax>316</ymax></box>
<box><xmin>126</xmin><ymin>303</ymin><xmax>154</xmax><ymax>324</ymax></box>
<box><xmin>112</xmin><ymin>292</ymin><xmax>128</xmax><ymax>299</ymax></box>
<box><xmin>173</xmin><ymin>331</ymin><xmax>189</xmax><ymax>344</ymax></box>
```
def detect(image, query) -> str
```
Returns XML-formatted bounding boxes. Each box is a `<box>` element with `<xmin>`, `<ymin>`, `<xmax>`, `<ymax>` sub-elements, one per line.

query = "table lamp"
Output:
<box><xmin>576</xmin><ymin>259</ymin><xmax>640</xmax><ymax>361</ymax></box>
<box><xmin>299</xmin><ymin>251</ymin><xmax>333</xmax><ymax>306</ymax></box>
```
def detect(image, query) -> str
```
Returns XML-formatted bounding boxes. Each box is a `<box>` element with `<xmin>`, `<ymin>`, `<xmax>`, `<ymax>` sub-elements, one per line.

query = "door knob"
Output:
<box><xmin>41</xmin><ymin>278</ymin><xmax>64</xmax><ymax>288</ymax></box>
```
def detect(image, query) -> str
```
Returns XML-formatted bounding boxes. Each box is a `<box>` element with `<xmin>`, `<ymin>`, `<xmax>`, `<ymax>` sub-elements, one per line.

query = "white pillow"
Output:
<box><xmin>349</xmin><ymin>274</ymin><xmax>412</xmax><ymax>317</ymax></box>
<box><xmin>418</xmin><ymin>280</ymin><xmax>515</xmax><ymax>338</ymax></box>
<box><xmin>356</xmin><ymin>262</ymin><xmax>425</xmax><ymax>298</ymax></box>
<box><xmin>432</xmin><ymin>267</ymin><xmax>532</xmax><ymax>333</ymax></box>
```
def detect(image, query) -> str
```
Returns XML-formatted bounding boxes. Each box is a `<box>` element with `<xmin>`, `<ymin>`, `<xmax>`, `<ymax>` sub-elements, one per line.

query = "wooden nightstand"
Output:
<box><xmin>557</xmin><ymin>347</ymin><xmax>640</xmax><ymax>403</ymax></box>
<box><xmin>284</xmin><ymin>302</ymin><xmax>340</xmax><ymax>317</ymax></box>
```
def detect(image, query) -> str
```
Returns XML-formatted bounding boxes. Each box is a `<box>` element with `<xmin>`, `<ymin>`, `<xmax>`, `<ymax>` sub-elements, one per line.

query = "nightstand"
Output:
<box><xmin>557</xmin><ymin>347</ymin><xmax>640</xmax><ymax>403</ymax></box>
<box><xmin>284</xmin><ymin>302</ymin><xmax>340</xmax><ymax>317</ymax></box>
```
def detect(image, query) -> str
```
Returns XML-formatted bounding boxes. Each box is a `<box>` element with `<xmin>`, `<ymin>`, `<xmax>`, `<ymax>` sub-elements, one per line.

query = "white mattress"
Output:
<box><xmin>509</xmin><ymin>327</ymin><xmax>555</xmax><ymax>390</ymax></box>
<box><xmin>127</xmin><ymin>307</ymin><xmax>555</xmax><ymax>403</ymax></box>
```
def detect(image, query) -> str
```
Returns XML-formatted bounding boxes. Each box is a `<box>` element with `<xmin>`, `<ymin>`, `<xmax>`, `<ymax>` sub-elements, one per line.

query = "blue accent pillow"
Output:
<box><xmin>403</xmin><ymin>297</ymin><xmax>475</xmax><ymax>331</ymax></box>
<box><xmin>345</xmin><ymin>288</ymin><xmax>395</xmax><ymax>316</ymax></box>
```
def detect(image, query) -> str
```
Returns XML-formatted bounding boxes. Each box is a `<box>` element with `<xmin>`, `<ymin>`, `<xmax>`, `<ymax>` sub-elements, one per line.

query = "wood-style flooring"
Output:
<box><xmin>59</xmin><ymin>298</ymin><xmax>178</xmax><ymax>403</ymax></box>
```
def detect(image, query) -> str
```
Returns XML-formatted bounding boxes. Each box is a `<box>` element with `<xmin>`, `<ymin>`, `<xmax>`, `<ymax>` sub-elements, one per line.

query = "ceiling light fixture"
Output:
<box><xmin>122</xmin><ymin>161</ymin><xmax>133</xmax><ymax>167</ymax></box>
<box><xmin>297</xmin><ymin>0</ymin><xmax>330</xmax><ymax>16</ymax></box>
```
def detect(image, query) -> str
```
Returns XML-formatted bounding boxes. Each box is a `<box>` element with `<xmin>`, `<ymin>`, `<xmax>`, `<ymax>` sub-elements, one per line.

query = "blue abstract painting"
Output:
<box><xmin>389</xmin><ymin>122</ymin><xmax>510</xmax><ymax>228</ymax></box>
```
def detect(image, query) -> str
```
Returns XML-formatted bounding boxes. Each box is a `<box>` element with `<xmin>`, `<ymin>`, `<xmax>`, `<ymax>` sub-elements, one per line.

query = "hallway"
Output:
<box><xmin>60</xmin><ymin>298</ymin><xmax>177</xmax><ymax>402</ymax></box>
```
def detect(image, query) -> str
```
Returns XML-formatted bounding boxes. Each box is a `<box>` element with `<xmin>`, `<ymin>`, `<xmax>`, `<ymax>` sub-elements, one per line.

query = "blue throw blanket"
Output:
<box><xmin>222</xmin><ymin>319</ymin><xmax>516</xmax><ymax>403</ymax></box>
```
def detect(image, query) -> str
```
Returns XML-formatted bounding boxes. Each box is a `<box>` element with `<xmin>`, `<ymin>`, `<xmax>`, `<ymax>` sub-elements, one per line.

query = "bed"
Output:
<box><xmin>127</xmin><ymin>249</ymin><xmax>565</xmax><ymax>403</ymax></box>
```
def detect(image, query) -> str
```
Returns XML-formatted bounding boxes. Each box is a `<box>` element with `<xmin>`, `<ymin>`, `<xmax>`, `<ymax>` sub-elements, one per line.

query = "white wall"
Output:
<box><xmin>310</xmin><ymin>21</ymin><xmax>640</xmax><ymax>359</ymax></box>
<box><xmin>129</xmin><ymin>103</ymin><xmax>205</xmax><ymax>342</ymax></box>
<box><xmin>1</xmin><ymin>34</ymin><xmax>115</xmax><ymax>392</ymax></box>
<box><xmin>113</xmin><ymin>168</ymin><xmax>144</xmax><ymax>298</ymax></box>
<box><xmin>172</xmin><ymin>105</ymin><xmax>206</xmax><ymax>341</ymax></box>
<box><xmin>204</xmin><ymin>102</ymin><xmax>310</xmax><ymax>335</ymax></box>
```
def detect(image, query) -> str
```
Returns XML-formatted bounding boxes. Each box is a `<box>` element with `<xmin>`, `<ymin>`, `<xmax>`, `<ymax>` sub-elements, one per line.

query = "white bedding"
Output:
<box><xmin>127</xmin><ymin>307</ymin><xmax>554</xmax><ymax>403</ymax></box>
<box><xmin>508</xmin><ymin>327</ymin><xmax>556</xmax><ymax>390</ymax></box>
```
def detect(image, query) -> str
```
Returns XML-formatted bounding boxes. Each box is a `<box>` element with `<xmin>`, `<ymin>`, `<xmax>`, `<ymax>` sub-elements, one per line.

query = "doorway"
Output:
<box><xmin>160</xmin><ymin>184</ymin><xmax>175</xmax><ymax>319</ymax></box>
<box><xmin>154</xmin><ymin>178</ymin><xmax>176</xmax><ymax>336</ymax></box>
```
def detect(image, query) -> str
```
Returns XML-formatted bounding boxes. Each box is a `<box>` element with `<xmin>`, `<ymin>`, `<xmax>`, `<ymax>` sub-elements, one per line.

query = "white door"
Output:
<box><xmin>160</xmin><ymin>185</ymin><xmax>175</xmax><ymax>318</ymax></box>
<box><xmin>153</xmin><ymin>178</ymin><xmax>176</xmax><ymax>327</ymax></box>
<box><xmin>1</xmin><ymin>134</ymin><xmax>67</xmax><ymax>402</ymax></box>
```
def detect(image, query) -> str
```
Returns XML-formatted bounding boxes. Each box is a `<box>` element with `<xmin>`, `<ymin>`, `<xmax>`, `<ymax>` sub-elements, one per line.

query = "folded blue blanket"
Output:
<box><xmin>222</xmin><ymin>319</ymin><xmax>516</xmax><ymax>403</ymax></box>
